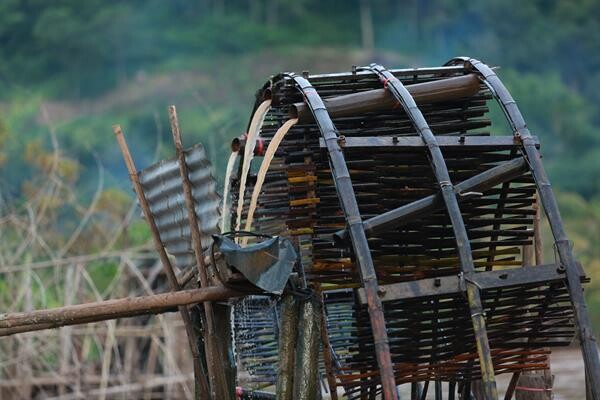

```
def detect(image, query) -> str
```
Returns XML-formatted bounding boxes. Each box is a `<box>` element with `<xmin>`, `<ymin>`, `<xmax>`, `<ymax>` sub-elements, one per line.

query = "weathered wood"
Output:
<box><xmin>320</xmin><ymin>135</ymin><xmax>537</xmax><ymax>150</ymax></box>
<box><xmin>364</xmin><ymin>63</ymin><xmax>497</xmax><ymax>399</ymax></box>
<box><xmin>357</xmin><ymin>263</ymin><xmax>580</xmax><ymax>304</ymax></box>
<box><xmin>113</xmin><ymin>125</ymin><xmax>209</xmax><ymax>399</ymax></box>
<box><xmin>169</xmin><ymin>105</ymin><xmax>232</xmax><ymax>400</ymax></box>
<box><xmin>334</xmin><ymin>157</ymin><xmax>528</xmax><ymax>243</ymax></box>
<box><xmin>290</xmin><ymin>73</ymin><xmax>399</xmax><ymax>400</ymax></box>
<box><xmin>0</xmin><ymin>285</ymin><xmax>243</xmax><ymax>334</ymax></box>
<box><xmin>456</xmin><ymin>56</ymin><xmax>600</xmax><ymax>400</ymax></box>
<box><xmin>318</xmin><ymin>291</ymin><xmax>339</xmax><ymax>400</ymax></box>
<box><xmin>292</xmin><ymin>298</ymin><xmax>322</xmax><ymax>400</ymax></box>
<box><xmin>276</xmin><ymin>294</ymin><xmax>300</xmax><ymax>400</ymax></box>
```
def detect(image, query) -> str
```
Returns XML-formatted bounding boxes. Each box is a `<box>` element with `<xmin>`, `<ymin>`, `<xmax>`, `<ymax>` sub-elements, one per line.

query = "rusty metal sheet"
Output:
<box><xmin>138</xmin><ymin>143</ymin><xmax>220</xmax><ymax>270</ymax></box>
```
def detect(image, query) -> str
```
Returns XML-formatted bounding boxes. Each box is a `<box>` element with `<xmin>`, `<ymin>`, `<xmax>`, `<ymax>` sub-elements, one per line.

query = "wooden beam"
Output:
<box><xmin>357</xmin><ymin>263</ymin><xmax>580</xmax><ymax>305</ymax></box>
<box><xmin>320</xmin><ymin>135</ymin><xmax>538</xmax><ymax>150</ymax></box>
<box><xmin>169</xmin><ymin>105</ymin><xmax>232</xmax><ymax>400</ymax></box>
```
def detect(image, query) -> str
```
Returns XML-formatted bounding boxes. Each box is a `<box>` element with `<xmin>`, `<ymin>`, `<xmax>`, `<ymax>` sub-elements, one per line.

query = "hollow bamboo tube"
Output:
<box><xmin>291</xmin><ymin>73</ymin><xmax>480</xmax><ymax>123</ymax></box>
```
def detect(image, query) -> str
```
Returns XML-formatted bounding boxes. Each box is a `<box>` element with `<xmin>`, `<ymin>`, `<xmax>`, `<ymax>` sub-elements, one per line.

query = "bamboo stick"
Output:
<box><xmin>0</xmin><ymin>285</ymin><xmax>242</xmax><ymax>335</ymax></box>
<box><xmin>364</xmin><ymin>63</ymin><xmax>497</xmax><ymax>399</ymax></box>
<box><xmin>460</xmin><ymin>57</ymin><xmax>600</xmax><ymax>400</ymax></box>
<box><xmin>290</xmin><ymin>74</ymin><xmax>398</xmax><ymax>400</ymax></box>
<box><xmin>168</xmin><ymin>105</ymin><xmax>231</xmax><ymax>400</ymax></box>
<box><xmin>318</xmin><ymin>291</ymin><xmax>339</xmax><ymax>400</ymax></box>
<box><xmin>112</xmin><ymin>125</ymin><xmax>209</xmax><ymax>399</ymax></box>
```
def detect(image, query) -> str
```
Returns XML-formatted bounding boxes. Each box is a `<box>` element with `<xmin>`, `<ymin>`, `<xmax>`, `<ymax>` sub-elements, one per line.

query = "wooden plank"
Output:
<box><xmin>320</xmin><ymin>135</ymin><xmax>539</xmax><ymax>150</ymax></box>
<box><xmin>357</xmin><ymin>263</ymin><xmax>582</xmax><ymax>305</ymax></box>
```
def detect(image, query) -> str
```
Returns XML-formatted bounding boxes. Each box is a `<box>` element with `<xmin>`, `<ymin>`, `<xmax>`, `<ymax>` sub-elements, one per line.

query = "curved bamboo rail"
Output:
<box><xmin>446</xmin><ymin>56</ymin><xmax>600</xmax><ymax>400</ymax></box>
<box><xmin>285</xmin><ymin>73</ymin><xmax>398</xmax><ymax>400</ymax></box>
<box><xmin>360</xmin><ymin>63</ymin><xmax>498</xmax><ymax>400</ymax></box>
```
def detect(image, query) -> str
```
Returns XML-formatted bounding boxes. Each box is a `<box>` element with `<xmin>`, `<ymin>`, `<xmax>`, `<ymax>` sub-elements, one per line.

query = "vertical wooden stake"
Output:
<box><xmin>293</xmin><ymin>298</ymin><xmax>322</xmax><ymax>400</ymax></box>
<box><xmin>318</xmin><ymin>291</ymin><xmax>339</xmax><ymax>400</ymax></box>
<box><xmin>168</xmin><ymin>105</ymin><xmax>233</xmax><ymax>400</ymax></box>
<box><xmin>112</xmin><ymin>124</ymin><xmax>209</xmax><ymax>399</ymax></box>
<box><xmin>276</xmin><ymin>293</ymin><xmax>300</xmax><ymax>400</ymax></box>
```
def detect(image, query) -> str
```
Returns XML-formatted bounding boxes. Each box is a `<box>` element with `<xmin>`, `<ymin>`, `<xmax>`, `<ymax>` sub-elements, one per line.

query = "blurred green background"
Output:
<box><xmin>0</xmin><ymin>0</ymin><xmax>599</xmax><ymax>329</ymax></box>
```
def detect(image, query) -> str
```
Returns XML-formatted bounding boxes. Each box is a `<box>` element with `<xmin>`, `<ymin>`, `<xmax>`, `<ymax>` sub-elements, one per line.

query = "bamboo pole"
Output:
<box><xmin>364</xmin><ymin>63</ymin><xmax>497</xmax><ymax>399</ymax></box>
<box><xmin>168</xmin><ymin>105</ymin><xmax>232</xmax><ymax>400</ymax></box>
<box><xmin>276</xmin><ymin>293</ymin><xmax>300</xmax><ymax>400</ymax></box>
<box><xmin>318</xmin><ymin>291</ymin><xmax>339</xmax><ymax>400</ymax></box>
<box><xmin>112</xmin><ymin>125</ymin><xmax>209</xmax><ymax>399</ymax></box>
<box><xmin>532</xmin><ymin>193</ymin><xmax>553</xmax><ymax>396</ymax></box>
<box><xmin>0</xmin><ymin>285</ymin><xmax>242</xmax><ymax>335</ymax></box>
<box><xmin>457</xmin><ymin>56</ymin><xmax>600</xmax><ymax>400</ymax></box>
<box><xmin>292</xmin><ymin>298</ymin><xmax>322</xmax><ymax>400</ymax></box>
<box><xmin>290</xmin><ymin>73</ymin><xmax>398</xmax><ymax>400</ymax></box>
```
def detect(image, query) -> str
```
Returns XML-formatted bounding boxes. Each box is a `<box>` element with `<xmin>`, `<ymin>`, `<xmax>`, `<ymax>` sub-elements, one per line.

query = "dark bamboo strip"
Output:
<box><xmin>287</xmin><ymin>73</ymin><xmax>399</xmax><ymax>400</ymax></box>
<box><xmin>113</xmin><ymin>125</ymin><xmax>209</xmax><ymax>399</ymax></box>
<box><xmin>318</xmin><ymin>290</ymin><xmax>340</xmax><ymax>400</ymax></box>
<box><xmin>334</xmin><ymin>157</ymin><xmax>528</xmax><ymax>242</ymax></box>
<box><xmin>453</xmin><ymin>56</ymin><xmax>600</xmax><ymax>400</ymax></box>
<box><xmin>361</xmin><ymin>63</ymin><xmax>498</xmax><ymax>399</ymax></box>
<box><xmin>168</xmin><ymin>106</ymin><xmax>232</xmax><ymax>400</ymax></box>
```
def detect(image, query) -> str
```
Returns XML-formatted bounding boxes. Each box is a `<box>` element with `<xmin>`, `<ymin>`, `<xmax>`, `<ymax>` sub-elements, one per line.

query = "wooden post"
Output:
<box><xmin>293</xmin><ymin>298</ymin><xmax>322</xmax><ymax>400</ymax></box>
<box><xmin>276</xmin><ymin>293</ymin><xmax>300</xmax><ymax>400</ymax></box>
<box><xmin>168</xmin><ymin>105</ymin><xmax>233</xmax><ymax>400</ymax></box>
<box><xmin>514</xmin><ymin>194</ymin><xmax>553</xmax><ymax>400</ymax></box>
<box><xmin>113</xmin><ymin>125</ymin><xmax>209</xmax><ymax>399</ymax></box>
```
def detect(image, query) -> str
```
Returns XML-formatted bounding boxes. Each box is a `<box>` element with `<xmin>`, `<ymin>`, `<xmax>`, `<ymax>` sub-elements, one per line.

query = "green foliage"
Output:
<box><xmin>1</xmin><ymin>0</ymin><xmax>600</xmax><ymax>329</ymax></box>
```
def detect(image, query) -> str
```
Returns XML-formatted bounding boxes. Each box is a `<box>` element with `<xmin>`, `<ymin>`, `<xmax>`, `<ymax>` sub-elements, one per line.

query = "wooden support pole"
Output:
<box><xmin>291</xmin><ymin>74</ymin><xmax>398</xmax><ymax>400</ymax></box>
<box><xmin>365</xmin><ymin>63</ymin><xmax>497</xmax><ymax>399</ymax></box>
<box><xmin>112</xmin><ymin>125</ymin><xmax>209</xmax><ymax>399</ymax></box>
<box><xmin>276</xmin><ymin>293</ymin><xmax>300</xmax><ymax>400</ymax></box>
<box><xmin>168</xmin><ymin>105</ymin><xmax>233</xmax><ymax>400</ymax></box>
<box><xmin>318</xmin><ymin>291</ymin><xmax>339</xmax><ymax>400</ymax></box>
<box><xmin>292</xmin><ymin>298</ymin><xmax>322</xmax><ymax>400</ymax></box>
<box><xmin>508</xmin><ymin>194</ymin><xmax>553</xmax><ymax>400</ymax></box>
<box><xmin>0</xmin><ymin>285</ymin><xmax>243</xmax><ymax>335</ymax></box>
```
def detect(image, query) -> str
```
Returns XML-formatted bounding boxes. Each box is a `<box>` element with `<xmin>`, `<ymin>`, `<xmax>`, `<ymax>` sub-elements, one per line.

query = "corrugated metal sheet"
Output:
<box><xmin>138</xmin><ymin>143</ymin><xmax>220</xmax><ymax>270</ymax></box>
